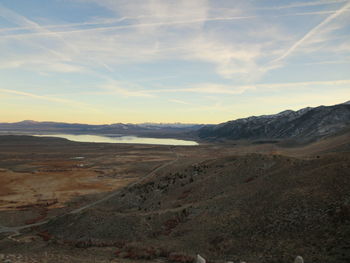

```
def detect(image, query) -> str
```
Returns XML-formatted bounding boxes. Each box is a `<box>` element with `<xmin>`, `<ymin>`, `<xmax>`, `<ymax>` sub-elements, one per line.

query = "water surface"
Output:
<box><xmin>35</xmin><ymin>134</ymin><xmax>198</xmax><ymax>146</ymax></box>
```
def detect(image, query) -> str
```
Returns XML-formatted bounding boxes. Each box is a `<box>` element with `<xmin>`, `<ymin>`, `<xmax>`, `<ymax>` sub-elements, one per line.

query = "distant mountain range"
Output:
<box><xmin>198</xmin><ymin>101</ymin><xmax>350</xmax><ymax>141</ymax></box>
<box><xmin>0</xmin><ymin>121</ymin><xmax>204</xmax><ymax>139</ymax></box>
<box><xmin>1</xmin><ymin>101</ymin><xmax>349</xmax><ymax>142</ymax></box>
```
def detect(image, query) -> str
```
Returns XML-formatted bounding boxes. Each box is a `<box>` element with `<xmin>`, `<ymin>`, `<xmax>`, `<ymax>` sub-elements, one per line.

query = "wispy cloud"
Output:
<box><xmin>298</xmin><ymin>59</ymin><xmax>350</xmax><ymax>65</ymax></box>
<box><xmin>99</xmin><ymin>81</ymin><xmax>155</xmax><ymax>98</ymax></box>
<box><xmin>1</xmin><ymin>0</ymin><xmax>347</xmax><ymax>81</ymax></box>
<box><xmin>148</xmin><ymin>79</ymin><xmax>350</xmax><ymax>95</ymax></box>
<box><xmin>169</xmin><ymin>99</ymin><xmax>192</xmax><ymax>105</ymax></box>
<box><xmin>4</xmin><ymin>9</ymin><xmax>348</xmax><ymax>40</ymax></box>
<box><xmin>182</xmin><ymin>83</ymin><xmax>255</xmax><ymax>95</ymax></box>
<box><xmin>255</xmin><ymin>79</ymin><xmax>350</xmax><ymax>89</ymax></box>
<box><xmin>0</xmin><ymin>88</ymin><xmax>95</xmax><ymax>110</ymax></box>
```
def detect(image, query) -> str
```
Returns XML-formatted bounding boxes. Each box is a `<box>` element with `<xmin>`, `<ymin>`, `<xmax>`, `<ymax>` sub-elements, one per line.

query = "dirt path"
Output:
<box><xmin>0</xmin><ymin>224</ymin><xmax>18</xmax><ymax>234</ymax></box>
<box><xmin>0</xmin><ymin>148</ymin><xmax>179</xmax><ymax>234</ymax></box>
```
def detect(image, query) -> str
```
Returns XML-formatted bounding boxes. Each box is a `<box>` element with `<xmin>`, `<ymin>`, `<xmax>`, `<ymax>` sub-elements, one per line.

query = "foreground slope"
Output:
<box><xmin>43</xmin><ymin>152</ymin><xmax>350</xmax><ymax>263</ymax></box>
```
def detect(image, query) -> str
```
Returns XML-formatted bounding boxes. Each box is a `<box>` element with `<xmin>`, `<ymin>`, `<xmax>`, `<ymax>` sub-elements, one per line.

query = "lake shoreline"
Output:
<box><xmin>33</xmin><ymin>133</ymin><xmax>198</xmax><ymax>146</ymax></box>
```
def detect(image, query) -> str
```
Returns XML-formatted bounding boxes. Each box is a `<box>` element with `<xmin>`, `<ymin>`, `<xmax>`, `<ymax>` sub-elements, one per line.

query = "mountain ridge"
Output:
<box><xmin>198</xmin><ymin>101</ymin><xmax>350</xmax><ymax>141</ymax></box>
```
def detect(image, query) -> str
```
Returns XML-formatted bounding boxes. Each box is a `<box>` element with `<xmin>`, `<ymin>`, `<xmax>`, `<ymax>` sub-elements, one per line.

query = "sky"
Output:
<box><xmin>0</xmin><ymin>0</ymin><xmax>349</xmax><ymax>124</ymax></box>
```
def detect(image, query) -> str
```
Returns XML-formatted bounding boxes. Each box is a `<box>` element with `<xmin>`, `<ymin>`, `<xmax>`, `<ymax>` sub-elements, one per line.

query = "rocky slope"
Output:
<box><xmin>198</xmin><ymin>102</ymin><xmax>350</xmax><ymax>141</ymax></box>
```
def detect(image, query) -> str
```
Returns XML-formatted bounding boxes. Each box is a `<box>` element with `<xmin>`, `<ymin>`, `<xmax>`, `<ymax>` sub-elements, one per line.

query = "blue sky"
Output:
<box><xmin>0</xmin><ymin>0</ymin><xmax>349</xmax><ymax>124</ymax></box>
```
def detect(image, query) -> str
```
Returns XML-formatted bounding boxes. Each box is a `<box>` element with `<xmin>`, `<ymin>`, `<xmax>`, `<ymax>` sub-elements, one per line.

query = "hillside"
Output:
<box><xmin>40</xmin><ymin>151</ymin><xmax>350</xmax><ymax>263</ymax></box>
<box><xmin>198</xmin><ymin>102</ymin><xmax>350</xmax><ymax>141</ymax></box>
<box><xmin>0</xmin><ymin>132</ymin><xmax>349</xmax><ymax>262</ymax></box>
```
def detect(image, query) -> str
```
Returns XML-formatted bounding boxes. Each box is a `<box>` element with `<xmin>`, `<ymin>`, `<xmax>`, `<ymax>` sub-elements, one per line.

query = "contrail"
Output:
<box><xmin>272</xmin><ymin>1</ymin><xmax>350</xmax><ymax>63</ymax></box>
<box><xmin>0</xmin><ymin>15</ymin><xmax>257</xmax><ymax>39</ymax></box>
<box><xmin>262</xmin><ymin>0</ymin><xmax>347</xmax><ymax>10</ymax></box>
<box><xmin>0</xmin><ymin>3</ymin><xmax>75</xmax><ymax>60</ymax></box>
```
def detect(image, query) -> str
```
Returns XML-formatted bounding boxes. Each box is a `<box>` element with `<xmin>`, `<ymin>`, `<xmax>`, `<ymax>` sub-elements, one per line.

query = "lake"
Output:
<box><xmin>35</xmin><ymin>134</ymin><xmax>198</xmax><ymax>146</ymax></box>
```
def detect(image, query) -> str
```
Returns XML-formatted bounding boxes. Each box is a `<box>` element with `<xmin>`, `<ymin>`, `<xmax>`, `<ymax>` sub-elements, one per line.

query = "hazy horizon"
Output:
<box><xmin>1</xmin><ymin>99</ymin><xmax>349</xmax><ymax>125</ymax></box>
<box><xmin>1</xmin><ymin>0</ymin><xmax>350</xmax><ymax>124</ymax></box>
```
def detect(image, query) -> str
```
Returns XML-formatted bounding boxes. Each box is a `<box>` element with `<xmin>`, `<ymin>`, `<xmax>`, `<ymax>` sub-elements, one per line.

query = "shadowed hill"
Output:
<box><xmin>198</xmin><ymin>102</ymin><xmax>350</xmax><ymax>142</ymax></box>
